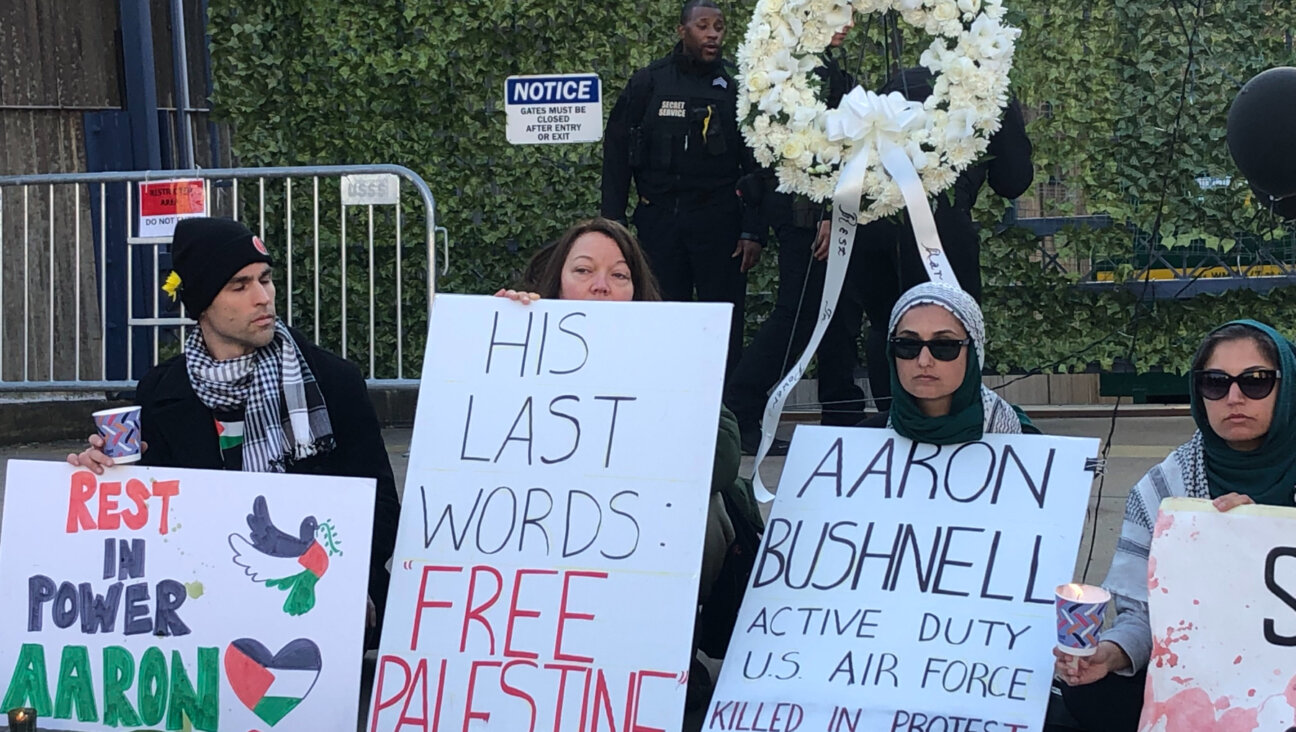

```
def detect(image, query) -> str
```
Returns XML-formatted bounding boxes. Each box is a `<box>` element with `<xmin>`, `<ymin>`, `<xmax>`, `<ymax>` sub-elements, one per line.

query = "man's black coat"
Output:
<box><xmin>135</xmin><ymin>326</ymin><xmax>402</xmax><ymax>629</ymax></box>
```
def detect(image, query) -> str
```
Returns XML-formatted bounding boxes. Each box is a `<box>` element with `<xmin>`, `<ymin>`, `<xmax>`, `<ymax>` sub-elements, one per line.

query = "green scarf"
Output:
<box><xmin>888</xmin><ymin>341</ymin><xmax>985</xmax><ymax>445</ymax></box>
<box><xmin>1189</xmin><ymin>319</ymin><xmax>1296</xmax><ymax>506</ymax></box>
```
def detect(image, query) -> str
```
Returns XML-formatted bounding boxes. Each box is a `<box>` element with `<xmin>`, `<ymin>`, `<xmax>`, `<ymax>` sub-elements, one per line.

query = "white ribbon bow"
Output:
<box><xmin>749</xmin><ymin>85</ymin><xmax>960</xmax><ymax>503</ymax></box>
<box><xmin>824</xmin><ymin>88</ymin><xmax>927</xmax><ymax>146</ymax></box>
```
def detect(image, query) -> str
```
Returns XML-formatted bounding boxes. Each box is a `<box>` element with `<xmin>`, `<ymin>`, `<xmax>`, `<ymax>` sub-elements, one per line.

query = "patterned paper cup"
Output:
<box><xmin>1055</xmin><ymin>583</ymin><xmax>1110</xmax><ymax>657</ymax></box>
<box><xmin>93</xmin><ymin>406</ymin><xmax>142</xmax><ymax>463</ymax></box>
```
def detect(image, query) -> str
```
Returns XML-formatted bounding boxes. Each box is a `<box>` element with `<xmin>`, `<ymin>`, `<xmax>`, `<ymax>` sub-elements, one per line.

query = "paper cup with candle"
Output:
<box><xmin>93</xmin><ymin>405</ymin><xmax>143</xmax><ymax>463</ymax></box>
<box><xmin>1056</xmin><ymin>583</ymin><xmax>1111</xmax><ymax>669</ymax></box>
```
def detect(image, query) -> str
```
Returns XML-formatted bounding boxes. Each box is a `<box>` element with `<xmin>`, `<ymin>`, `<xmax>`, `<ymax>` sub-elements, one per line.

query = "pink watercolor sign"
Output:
<box><xmin>1140</xmin><ymin>497</ymin><xmax>1296</xmax><ymax>732</ymax></box>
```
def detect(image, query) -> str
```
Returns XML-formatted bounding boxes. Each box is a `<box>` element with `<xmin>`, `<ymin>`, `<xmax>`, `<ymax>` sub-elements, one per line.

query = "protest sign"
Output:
<box><xmin>138</xmin><ymin>179</ymin><xmax>207</xmax><ymax>238</ymax></box>
<box><xmin>709</xmin><ymin>426</ymin><xmax>1099</xmax><ymax>732</ymax></box>
<box><xmin>1139</xmin><ymin>497</ymin><xmax>1296</xmax><ymax>731</ymax></box>
<box><xmin>0</xmin><ymin>461</ymin><xmax>374</xmax><ymax>731</ymax></box>
<box><xmin>369</xmin><ymin>294</ymin><xmax>731</xmax><ymax>732</ymax></box>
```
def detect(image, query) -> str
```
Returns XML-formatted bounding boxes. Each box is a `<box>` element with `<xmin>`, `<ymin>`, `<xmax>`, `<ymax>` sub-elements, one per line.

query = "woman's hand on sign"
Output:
<box><xmin>66</xmin><ymin>434</ymin><xmax>147</xmax><ymax>475</ymax></box>
<box><xmin>1053</xmin><ymin>641</ymin><xmax>1130</xmax><ymax>686</ymax></box>
<box><xmin>494</xmin><ymin>288</ymin><xmax>542</xmax><ymax>305</ymax></box>
<box><xmin>1212</xmin><ymin>492</ymin><xmax>1256</xmax><ymax>512</ymax></box>
<box><xmin>813</xmin><ymin>220</ymin><xmax>832</xmax><ymax>261</ymax></box>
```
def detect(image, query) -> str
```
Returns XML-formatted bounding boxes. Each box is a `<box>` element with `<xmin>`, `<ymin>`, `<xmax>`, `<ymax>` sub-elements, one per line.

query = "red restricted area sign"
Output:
<box><xmin>138</xmin><ymin>179</ymin><xmax>207</xmax><ymax>237</ymax></box>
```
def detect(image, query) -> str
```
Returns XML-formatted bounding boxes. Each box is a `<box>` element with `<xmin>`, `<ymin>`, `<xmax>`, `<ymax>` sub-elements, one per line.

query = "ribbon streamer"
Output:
<box><xmin>879</xmin><ymin>141</ymin><xmax>959</xmax><ymax>287</ymax></box>
<box><xmin>749</xmin><ymin>91</ymin><xmax>960</xmax><ymax>502</ymax></box>
<box><xmin>750</xmin><ymin>146</ymin><xmax>869</xmax><ymax>502</ymax></box>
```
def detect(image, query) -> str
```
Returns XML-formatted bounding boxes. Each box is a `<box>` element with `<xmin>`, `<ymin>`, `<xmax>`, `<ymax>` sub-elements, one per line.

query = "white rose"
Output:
<box><xmin>944</xmin><ymin>56</ymin><xmax>976</xmax><ymax>82</ymax></box>
<box><xmin>748</xmin><ymin>71</ymin><xmax>771</xmax><ymax>91</ymax></box>
<box><xmin>792</xmin><ymin>105</ymin><xmax>819</xmax><ymax>126</ymax></box>
<box><xmin>766</xmin><ymin>0</ymin><xmax>785</xmax><ymax>12</ymax></box>
<box><xmin>932</xmin><ymin>1</ymin><xmax>959</xmax><ymax>23</ymax></box>
<box><xmin>780</xmin><ymin>85</ymin><xmax>803</xmax><ymax>111</ymax></box>
<box><xmin>958</xmin><ymin>0</ymin><xmax>981</xmax><ymax>15</ymax></box>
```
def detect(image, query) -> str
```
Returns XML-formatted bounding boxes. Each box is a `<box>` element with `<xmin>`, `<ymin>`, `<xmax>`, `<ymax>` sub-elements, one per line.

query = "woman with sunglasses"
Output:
<box><xmin>1052</xmin><ymin>320</ymin><xmax>1294</xmax><ymax>731</ymax></box>
<box><xmin>864</xmin><ymin>282</ymin><xmax>1031</xmax><ymax>442</ymax></box>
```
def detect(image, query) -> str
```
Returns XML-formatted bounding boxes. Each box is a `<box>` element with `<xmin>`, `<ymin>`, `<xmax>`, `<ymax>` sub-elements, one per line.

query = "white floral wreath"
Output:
<box><xmin>736</xmin><ymin>0</ymin><xmax>1020</xmax><ymax>223</ymax></box>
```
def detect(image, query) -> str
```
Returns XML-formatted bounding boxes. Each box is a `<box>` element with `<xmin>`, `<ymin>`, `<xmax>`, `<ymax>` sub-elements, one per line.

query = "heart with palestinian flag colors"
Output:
<box><xmin>224</xmin><ymin>637</ymin><xmax>323</xmax><ymax>726</ymax></box>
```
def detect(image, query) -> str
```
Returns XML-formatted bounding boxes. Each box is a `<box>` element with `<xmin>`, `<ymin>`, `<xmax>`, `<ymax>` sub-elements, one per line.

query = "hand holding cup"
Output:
<box><xmin>66</xmin><ymin>406</ymin><xmax>147</xmax><ymax>474</ymax></box>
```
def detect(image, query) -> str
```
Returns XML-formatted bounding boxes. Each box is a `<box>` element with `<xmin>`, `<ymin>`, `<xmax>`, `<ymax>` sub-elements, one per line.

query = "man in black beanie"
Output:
<box><xmin>69</xmin><ymin>217</ymin><xmax>401</xmax><ymax>646</ymax></box>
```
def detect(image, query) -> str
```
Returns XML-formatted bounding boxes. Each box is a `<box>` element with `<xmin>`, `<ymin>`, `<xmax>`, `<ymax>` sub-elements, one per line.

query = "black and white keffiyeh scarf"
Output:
<box><xmin>184</xmin><ymin>320</ymin><xmax>335</xmax><ymax>472</ymax></box>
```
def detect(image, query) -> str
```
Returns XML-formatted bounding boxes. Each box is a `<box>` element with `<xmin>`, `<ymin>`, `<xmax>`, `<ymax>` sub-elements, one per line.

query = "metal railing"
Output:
<box><xmin>0</xmin><ymin>164</ymin><xmax>443</xmax><ymax>392</ymax></box>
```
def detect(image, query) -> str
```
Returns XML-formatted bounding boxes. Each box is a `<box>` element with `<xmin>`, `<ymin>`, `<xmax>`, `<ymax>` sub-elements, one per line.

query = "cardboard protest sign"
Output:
<box><xmin>710</xmin><ymin>426</ymin><xmax>1099</xmax><ymax>732</ymax></box>
<box><xmin>0</xmin><ymin>461</ymin><xmax>374</xmax><ymax>731</ymax></box>
<box><xmin>369</xmin><ymin>294</ymin><xmax>730</xmax><ymax>732</ymax></box>
<box><xmin>1139</xmin><ymin>497</ymin><xmax>1296</xmax><ymax>731</ymax></box>
<box><xmin>138</xmin><ymin>179</ymin><xmax>207</xmax><ymax>238</ymax></box>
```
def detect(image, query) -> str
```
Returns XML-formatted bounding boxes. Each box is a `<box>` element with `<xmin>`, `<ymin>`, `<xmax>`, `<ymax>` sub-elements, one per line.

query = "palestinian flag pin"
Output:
<box><xmin>224</xmin><ymin>638</ymin><xmax>322</xmax><ymax>726</ymax></box>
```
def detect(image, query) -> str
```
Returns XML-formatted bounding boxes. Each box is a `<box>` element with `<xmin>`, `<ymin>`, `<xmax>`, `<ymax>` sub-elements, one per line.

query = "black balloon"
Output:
<box><xmin>1227</xmin><ymin>67</ymin><xmax>1296</xmax><ymax>201</ymax></box>
<box><xmin>1274</xmin><ymin>195</ymin><xmax>1296</xmax><ymax>222</ymax></box>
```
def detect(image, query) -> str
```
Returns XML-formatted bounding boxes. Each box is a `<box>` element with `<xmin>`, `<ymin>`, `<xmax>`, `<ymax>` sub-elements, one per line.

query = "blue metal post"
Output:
<box><xmin>112</xmin><ymin>0</ymin><xmax>162</xmax><ymax>380</ymax></box>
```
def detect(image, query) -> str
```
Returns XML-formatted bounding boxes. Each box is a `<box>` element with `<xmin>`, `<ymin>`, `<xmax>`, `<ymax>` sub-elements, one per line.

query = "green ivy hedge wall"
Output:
<box><xmin>209</xmin><ymin>0</ymin><xmax>1296</xmax><ymax>379</ymax></box>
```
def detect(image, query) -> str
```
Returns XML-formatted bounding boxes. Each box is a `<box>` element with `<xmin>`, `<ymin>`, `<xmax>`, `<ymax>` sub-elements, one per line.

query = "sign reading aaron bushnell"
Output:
<box><xmin>0</xmin><ymin>461</ymin><xmax>375</xmax><ymax>731</ymax></box>
<box><xmin>710</xmin><ymin>427</ymin><xmax>1099</xmax><ymax>732</ymax></box>
<box><xmin>505</xmin><ymin>73</ymin><xmax>602</xmax><ymax>144</ymax></box>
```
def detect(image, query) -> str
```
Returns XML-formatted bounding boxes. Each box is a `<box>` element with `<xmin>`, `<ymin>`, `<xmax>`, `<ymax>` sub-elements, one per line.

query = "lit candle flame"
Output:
<box><xmin>1069</xmin><ymin>583</ymin><xmax>1085</xmax><ymax>600</ymax></box>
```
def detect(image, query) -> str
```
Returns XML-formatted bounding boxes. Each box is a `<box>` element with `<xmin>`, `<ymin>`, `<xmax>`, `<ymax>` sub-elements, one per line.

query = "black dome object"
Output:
<box><xmin>1227</xmin><ymin>67</ymin><xmax>1296</xmax><ymax>200</ymax></box>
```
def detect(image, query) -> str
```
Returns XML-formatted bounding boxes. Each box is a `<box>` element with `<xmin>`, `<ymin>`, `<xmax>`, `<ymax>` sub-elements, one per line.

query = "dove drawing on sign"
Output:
<box><xmin>229</xmin><ymin>495</ymin><xmax>332</xmax><ymax>616</ymax></box>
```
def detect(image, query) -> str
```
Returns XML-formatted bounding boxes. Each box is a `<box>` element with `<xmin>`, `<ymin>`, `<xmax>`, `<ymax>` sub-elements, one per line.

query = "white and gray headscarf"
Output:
<box><xmin>887</xmin><ymin>282</ymin><xmax>1022</xmax><ymax>437</ymax></box>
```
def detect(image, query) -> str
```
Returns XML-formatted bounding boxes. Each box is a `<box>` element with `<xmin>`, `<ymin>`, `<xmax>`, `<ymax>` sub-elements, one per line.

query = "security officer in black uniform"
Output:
<box><xmin>723</xmin><ymin>22</ymin><xmax>871</xmax><ymax>454</ymax></box>
<box><xmin>601</xmin><ymin>0</ymin><xmax>763</xmax><ymax>377</ymax></box>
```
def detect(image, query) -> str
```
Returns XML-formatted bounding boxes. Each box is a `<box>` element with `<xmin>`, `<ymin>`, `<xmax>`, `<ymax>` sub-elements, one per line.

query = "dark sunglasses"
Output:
<box><xmin>1193</xmin><ymin>369</ymin><xmax>1281</xmax><ymax>401</ymax></box>
<box><xmin>890</xmin><ymin>337</ymin><xmax>971</xmax><ymax>362</ymax></box>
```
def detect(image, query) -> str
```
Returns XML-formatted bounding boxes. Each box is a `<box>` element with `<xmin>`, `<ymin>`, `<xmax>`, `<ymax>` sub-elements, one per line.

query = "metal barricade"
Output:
<box><xmin>0</xmin><ymin>164</ymin><xmax>444</xmax><ymax>391</ymax></box>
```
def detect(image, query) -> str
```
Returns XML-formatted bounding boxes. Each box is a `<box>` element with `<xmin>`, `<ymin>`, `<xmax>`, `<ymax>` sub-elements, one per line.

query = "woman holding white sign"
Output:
<box><xmin>1054</xmin><ymin>320</ymin><xmax>1296</xmax><ymax>731</ymax></box>
<box><xmin>859</xmin><ymin>281</ymin><xmax>1034</xmax><ymax>440</ymax></box>
<box><xmin>498</xmin><ymin>217</ymin><xmax>765</xmax><ymax>709</ymax></box>
<box><xmin>498</xmin><ymin>218</ymin><xmax>764</xmax><ymax>568</ymax></box>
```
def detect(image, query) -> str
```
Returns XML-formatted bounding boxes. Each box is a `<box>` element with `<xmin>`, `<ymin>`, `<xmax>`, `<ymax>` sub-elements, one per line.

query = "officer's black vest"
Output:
<box><xmin>633</xmin><ymin>50</ymin><xmax>744</xmax><ymax>198</ymax></box>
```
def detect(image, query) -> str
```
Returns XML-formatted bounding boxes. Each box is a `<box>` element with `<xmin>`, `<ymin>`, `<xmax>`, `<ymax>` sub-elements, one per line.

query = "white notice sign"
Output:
<box><xmin>505</xmin><ymin>74</ymin><xmax>603</xmax><ymax>144</ymax></box>
<box><xmin>369</xmin><ymin>294</ymin><xmax>731</xmax><ymax>731</ymax></box>
<box><xmin>710</xmin><ymin>427</ymin><xmax>1099</xmax><ymax>732</ymax></box>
